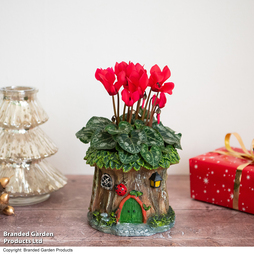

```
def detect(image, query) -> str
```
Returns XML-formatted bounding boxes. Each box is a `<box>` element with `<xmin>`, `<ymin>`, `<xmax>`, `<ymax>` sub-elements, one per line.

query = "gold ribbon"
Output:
<box><xmin>214</xmin><ymin>133</ymin><xmax>254</xmax><ymax>210</ymax></box>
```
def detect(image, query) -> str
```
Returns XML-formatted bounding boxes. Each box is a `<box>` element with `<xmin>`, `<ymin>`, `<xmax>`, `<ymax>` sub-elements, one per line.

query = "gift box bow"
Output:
<box><xmin>214</xmin><ymin>132</ymin><xmax>254</xmax><ymax>210</ymax></box>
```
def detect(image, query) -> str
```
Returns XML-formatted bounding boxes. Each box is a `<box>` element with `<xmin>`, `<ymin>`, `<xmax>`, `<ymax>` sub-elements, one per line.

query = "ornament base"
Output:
<box><xmin>87</xmin><ymin>206</ymin><xmax>175</xmax><ymax>237</ymax></box>
<box><xmin>9</xmin><ymin>194</ymin><xmax>50</xmax><ymax>206</ymax></box>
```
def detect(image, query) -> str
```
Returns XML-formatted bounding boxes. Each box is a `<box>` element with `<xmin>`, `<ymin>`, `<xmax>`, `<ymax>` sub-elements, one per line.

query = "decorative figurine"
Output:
<box><xmin>0</xmin><ymin>86</ymin><xmax>67</xmax><ymax>206</ymax></box>
<box><xmin>76</xmin><ymin>62</ymin><xmax>182</xmax><ymax>236</ymax></box>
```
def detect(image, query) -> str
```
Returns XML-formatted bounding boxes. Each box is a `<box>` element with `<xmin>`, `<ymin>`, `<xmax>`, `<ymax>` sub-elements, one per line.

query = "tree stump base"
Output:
<box><xmin>87</xmin><ymin>206</ymin><xmax>175</xmax><ymax>237</ymax></box>
<box><xmin>88</xmin><ymin>166</ymin><xmax>175</xmax><ymax>236</ymax></box>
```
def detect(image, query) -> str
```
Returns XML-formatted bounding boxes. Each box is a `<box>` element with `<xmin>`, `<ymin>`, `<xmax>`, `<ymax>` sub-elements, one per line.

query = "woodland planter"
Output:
<box><xmin>76</xmin><ymin>61</ymin><xmax>182</xmax><ymax>236</ymax></box>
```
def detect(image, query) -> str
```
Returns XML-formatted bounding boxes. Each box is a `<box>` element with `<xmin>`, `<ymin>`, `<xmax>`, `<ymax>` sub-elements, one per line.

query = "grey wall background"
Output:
<box><xmin>0</xmin><ymin>0</ymin><xmax>254</xmax><ymax>175</ymax></box>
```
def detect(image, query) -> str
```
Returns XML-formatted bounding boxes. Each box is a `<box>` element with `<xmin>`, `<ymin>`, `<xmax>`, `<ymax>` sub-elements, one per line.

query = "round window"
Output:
<box><xmin>101</xmin><ymin>173</ymin><xmax>113</xmax><ymax>190</ymax></box>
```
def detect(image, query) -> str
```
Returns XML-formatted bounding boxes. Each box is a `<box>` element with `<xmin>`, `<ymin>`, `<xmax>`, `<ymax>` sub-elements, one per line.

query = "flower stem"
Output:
<box><xmin>148</xmin><ymin>92</ymin><xmax>159</xmax><ymax>127</ymax></box>
<box><xmin>127</xmin><ymin>106</ymin><xmax>130</xmax><ymax>122</ymax></box>
<box><xmin>145</xmin><ymin>98</ymin><xmax>153</xmax><ymax>124</ymax></box>
<box><xmin>112</xmin><ymin>96</ymin><xmax>117</xmax><ymax>124</ymax></box>
<box><xmin>117</xmin><ymin>92</ymin><xmax>120</xmax><ymax>124</ymax></box>
<box><xmin>129</xmin><ymin>106</ymin><xmax>133</xmax><ymax>123</ymax></box>
<box><xmin>135</xmin><ymin>99</ymin><xmax>141</xmax><ymax>119</ymax></box>
<box><xmin>123</xmin><ymin>104</ymin><xmax>126</xmax><ymax>121</ymax></box>
<box><xmin>141</xmin><ymin>88</ymin><xmax>152</xmax><ymax>121</ymax></box>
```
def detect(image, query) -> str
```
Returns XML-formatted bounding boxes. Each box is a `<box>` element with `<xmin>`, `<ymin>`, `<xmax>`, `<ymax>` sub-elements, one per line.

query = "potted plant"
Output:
<box><xmin>76</xmin><ymin>61</ymin><xmax>182</xmax><ymax>236</ymax></box>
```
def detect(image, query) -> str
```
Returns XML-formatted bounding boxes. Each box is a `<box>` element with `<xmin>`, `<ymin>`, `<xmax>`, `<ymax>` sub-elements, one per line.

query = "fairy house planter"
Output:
<box><xmin>76</xmin><ymin>61</ymin><xmax>182</xmax><ymax>236</ymax></box>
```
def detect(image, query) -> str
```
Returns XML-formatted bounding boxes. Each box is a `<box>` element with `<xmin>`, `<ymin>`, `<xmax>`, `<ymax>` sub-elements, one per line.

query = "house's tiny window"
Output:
<box><xmin>101</xmin><ymin>173</ymin><xmax>113</xmax><ymax>190</ymax></box>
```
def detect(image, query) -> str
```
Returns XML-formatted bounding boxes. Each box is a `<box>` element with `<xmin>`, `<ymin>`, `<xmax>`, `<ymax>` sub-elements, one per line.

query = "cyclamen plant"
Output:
<box><xmin>76</xmin><ymin>61</ymin><xmax>182</xmax><ymax>172</ymax></box>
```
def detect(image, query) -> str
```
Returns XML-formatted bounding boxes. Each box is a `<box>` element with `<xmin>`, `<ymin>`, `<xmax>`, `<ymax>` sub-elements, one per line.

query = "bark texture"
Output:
<box><xmin>89</xmin><ymin>167</ymin><xmax>170</xmax><ymax>219</ymax></box>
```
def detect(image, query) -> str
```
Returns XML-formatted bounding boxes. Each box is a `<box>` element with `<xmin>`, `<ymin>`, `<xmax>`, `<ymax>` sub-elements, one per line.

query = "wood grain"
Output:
<box><xmin>0</xmin><ymin>175</ymin><xmax>254</xmax><ymax>247</ymax></box>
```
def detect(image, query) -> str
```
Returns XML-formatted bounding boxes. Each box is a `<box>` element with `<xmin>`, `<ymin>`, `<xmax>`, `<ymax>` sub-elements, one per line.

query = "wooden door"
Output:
<box><xmin>119</xmin><ymin>198</ymin><xmax>143</xmax><ymax>223</ymax></box>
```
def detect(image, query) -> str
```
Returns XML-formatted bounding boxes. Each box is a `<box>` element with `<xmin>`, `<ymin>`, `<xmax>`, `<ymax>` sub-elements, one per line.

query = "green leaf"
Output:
<box><xmin>122</xmin><ymin>164</ymin><xmax>133</xmax><ymax>172</ymax></box>
<box><xmin>86</xmin><ymin>151</ymin><xmax>97</xmax><ymax>166</ymax></box>
<box><xmin>143</xmin><ymin>126</ymin><xmax>164</xmax><ymax>147</ymax></box>
<box><xmin>163</xmin><ymin>145</ymin><xmax>180</xmax><ymax>164</ymax></box>
<box><xmin>174</xmin><ymin>133</ymin><xmax>182</xmax><ymax>150</ymax></box>
<box><xmin>133</xmin><ymin>161</ymin><xmax>141</xmax><ymax>171</ymax></box>
<box><xmin>164</xmin><ymin>126</ymin><xmax>176</xmax><ymax>134</ymax></box>
<box><xmin>140</xmin><ymin>144</ymin><xmax>162</xmax><ymax>168</ymax></box>
<box><xmin>159</xmin><ymin>158</ymin><xmax>170</xmax><ymax>168</ymax></box>
<box><xmin>84</xmin><ymin>147</ymin><xmax>96</xmax><ymax>160</ymax></box>
<box><xmin>105</xmin><ymin>121</ymin><xmax>133</xmax><ymax>135</ymax></box>
<box><xmin>76</xmin><ymin>127</ymin><xmax>94</xmax><ymax>144</ymax></box>
<box><xmin>96</xmin><ymin>158</ymin><xmax>104</xmax><ymax>169</ymax></box>
<box><xmin>134</xmin><ymin>119</ymin><xmax>145</xmax><ymax>130</ymax></box>
<box><xmin>109</xmin><ymin>160</ymin><xmax>122</xmax><ymax>170</ymax></box>
<box><xmin>136</xmin><ymin>157</ymin><xmax>145</xmax><ymax>167</ymax></box>
<box><xmin>116</xmin><ymin>129</ymin><xmax>146</xmax><ymax>154</ymax></box>
<box><xmin>110</xmin><ymin>153</ymin><xmax>120</xmax><ymax>163</ymax></box>
<box><xmin>86</xmin><ymin>116</ymin><xmax>112</xmax><ymax>131</ymax></box>
<box><xmin>143</xmin><ymin>161</ymin><xmax>156</xmax><ymax>170</ymax></box>
<box><xmin>130</xmin><ymin>190</ymin><xmax>143</xmax><ymax>197</ymax></box>
<box><xmin>90</xmin><ymin>129</ymin><xmax>116</xmax><ymax>150</ymax></box>
<box><xmin>160</xmin><ymin>145</ymin><xmax>172</xmax><ymax>154</ymax></box>
<box><xmin>143</xmin><ymin>204</ymin><xmax>151</xmax><ymax>211</ymax></box>
<box><xmin>130</xmin><ymin>190</ymin><xmax>138</xmax><ymax>196</ymax></box>
<box><xmin>137</xmin><ymin>191</ymin><xmax>143</xmax><ymax>197</ymax></box>
<box><xmin>102</xmin><ymin>153</ymin><xmax>111</xmax><ymax>167</ymax></box>
<box><xmin>117</xmin><ymin>145</ymin><xmax>140</xmax><ymax>164</ymax></box>
<box><xmin>152</xmin><ymin>122</ymin><xmax>182</xmax><ymax>149</ymax></box>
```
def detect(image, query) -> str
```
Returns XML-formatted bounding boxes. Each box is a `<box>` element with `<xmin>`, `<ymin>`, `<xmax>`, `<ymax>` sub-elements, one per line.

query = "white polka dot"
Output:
<box><xmin>217</xmin><ymin>190</ymin><xmax>220</xmax><ymax>193</ymax></box>
<box><xmin>194</xmin><ymin>165</ymin><xmax>198</xmax><ymax>169</ymax></box>
<box><xmin>203</xmin><ymin>178</ymin><xmax>209</xmax><ymax>184</ymax></box>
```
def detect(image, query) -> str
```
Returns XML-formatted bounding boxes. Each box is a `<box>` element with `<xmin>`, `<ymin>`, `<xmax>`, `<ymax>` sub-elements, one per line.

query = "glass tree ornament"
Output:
<box><xmin>0</xmin><ymin>86</ymin><xmax>67</xmax><ymax>206</ymax></box>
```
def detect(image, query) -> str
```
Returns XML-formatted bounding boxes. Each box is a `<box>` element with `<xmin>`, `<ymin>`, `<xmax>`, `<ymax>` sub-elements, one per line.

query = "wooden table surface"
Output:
<box><xmin>1</xmin><ymin>175</ymin><xmax>254</xmax><ymax>247</ymax></box>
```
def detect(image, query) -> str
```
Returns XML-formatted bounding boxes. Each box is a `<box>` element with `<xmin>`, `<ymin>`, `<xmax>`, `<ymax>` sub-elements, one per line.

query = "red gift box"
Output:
<box><xmin>189</xmin><ymin>147</ymin><xmax>254</xmax><ymax>214</ymax></box>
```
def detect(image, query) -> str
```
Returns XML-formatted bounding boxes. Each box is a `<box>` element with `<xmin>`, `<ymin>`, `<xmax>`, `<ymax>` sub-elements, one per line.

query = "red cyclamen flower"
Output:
<box><xmin>116</xmin><ymin>62</ymin><xmax>148</xmax><ymax>98</ymax></box>
<box><xmin>152</xmin><ymin>92</ymin><xmax>166</xmax><ymax>124</ymax></box>
<box><xmin>152</xmin><ymin>92</ymin><xmax>167</xmax><ymax>109</ymax></box>
<box><xmin>149</xmin><ymin>65</ymin><xmax>174</xmax><ymax>95</ymax></box>
<box><xmin>121</xmin><ymin>88</ymin><xmax>140</xmax><ymax>107</ymax></box>
<box><xmin>95</xmin><ymin>67</ymin><xmax>122</xmax><ymax>96</ymax></box>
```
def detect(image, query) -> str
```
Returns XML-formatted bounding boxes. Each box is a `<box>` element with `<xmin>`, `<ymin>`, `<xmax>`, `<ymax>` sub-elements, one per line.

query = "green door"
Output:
<box><xmin>119</xmin><ymin>198</ymin><xmax>143</xmax><ymax>223</ymax></box>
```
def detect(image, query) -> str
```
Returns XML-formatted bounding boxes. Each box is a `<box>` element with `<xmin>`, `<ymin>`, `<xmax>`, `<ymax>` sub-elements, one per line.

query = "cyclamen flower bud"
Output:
<box><xmin>142</xmin><ymin>92</ymin><xmax>147</xmax><ymax>109</ymax></box>
<box><xmin>157</xmin><ymin>113</ymin><xmax>161</xmax><ymax>124</ymax></box>
<box><xmin>156</xmin><ymin>107</ymin><xmax>161</xmax><ymax>124</ymax></box>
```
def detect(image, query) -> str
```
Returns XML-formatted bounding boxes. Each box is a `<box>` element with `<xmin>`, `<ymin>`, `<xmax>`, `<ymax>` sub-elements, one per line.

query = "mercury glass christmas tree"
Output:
<box><xmin>0</xmin><ymin>86</ymin><xmax>67</xmax><ymax>206</ymax></box>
